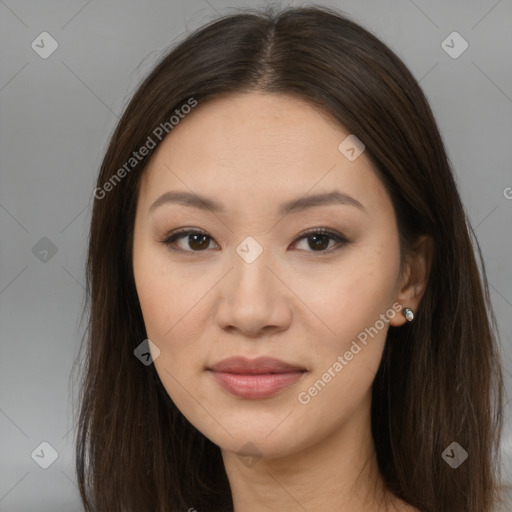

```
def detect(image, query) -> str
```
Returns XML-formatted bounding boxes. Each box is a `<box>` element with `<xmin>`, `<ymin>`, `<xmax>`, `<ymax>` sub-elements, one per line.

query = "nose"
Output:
<box><xmin>214</xmin><ymin>247</ymin><xmax>293</xmax><ymax>338</ymax></box>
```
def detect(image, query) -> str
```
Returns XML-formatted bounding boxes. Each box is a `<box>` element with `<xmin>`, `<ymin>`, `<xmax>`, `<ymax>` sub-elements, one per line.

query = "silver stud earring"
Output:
<box><xmin>402</xmin><ymin>307</ymin><xmax>414</xmax><ymax>322</ymax></box>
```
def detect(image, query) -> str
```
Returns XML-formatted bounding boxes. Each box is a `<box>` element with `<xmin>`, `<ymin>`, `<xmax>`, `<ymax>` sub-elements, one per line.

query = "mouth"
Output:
<box><xmin>207</xmin><ymin>356</ymin><xmax>308</xmax><ymax>399</ymax></box>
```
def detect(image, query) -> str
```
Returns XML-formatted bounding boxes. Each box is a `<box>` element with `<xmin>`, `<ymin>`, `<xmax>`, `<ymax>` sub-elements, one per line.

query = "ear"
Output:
<box><xmin>389</xmin><ymin>235</ymin><xmax>434</xmax><ymax>327</ymax></box>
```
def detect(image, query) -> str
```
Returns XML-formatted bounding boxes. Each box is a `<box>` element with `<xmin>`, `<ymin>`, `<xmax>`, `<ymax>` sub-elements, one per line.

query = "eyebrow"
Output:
<box><xmin>149</xmin><ymin>190</ymin><xmax>365</xmax><ymax>215</ymax></box>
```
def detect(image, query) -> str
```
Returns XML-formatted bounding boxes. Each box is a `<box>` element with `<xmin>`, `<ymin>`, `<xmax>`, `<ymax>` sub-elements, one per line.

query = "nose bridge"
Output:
<box><xmin>215</xmin><ymin>237</ymin><xmax>292</xmax><ymax>335</ymax></box>
<box><xmin>231</xmin><ymin>237</ymin><xmax>276</xmax><ymax>306</ymax></box>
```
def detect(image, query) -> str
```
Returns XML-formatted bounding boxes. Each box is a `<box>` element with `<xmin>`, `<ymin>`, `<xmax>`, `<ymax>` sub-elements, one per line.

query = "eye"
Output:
<box><xmin>291</xmin><ymin>228</ymin><xmax>348</xmax><ymax>253</ymax></box>
<box><xmin>160</xmin><ymin>227</ymin><xmax>348</xmax><ymax>254</ymax></box>
<box><xmin>161</xmin><ymin>228</ymin><xmax>219</xmax><ymax>253</ymax></box>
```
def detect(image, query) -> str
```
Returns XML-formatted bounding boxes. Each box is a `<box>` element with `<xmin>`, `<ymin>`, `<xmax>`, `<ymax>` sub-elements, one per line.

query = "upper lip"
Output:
<box><xmin>208</xmin><ymin>356</ymin><xmax>306</xmax><ymax>374</ymax></box>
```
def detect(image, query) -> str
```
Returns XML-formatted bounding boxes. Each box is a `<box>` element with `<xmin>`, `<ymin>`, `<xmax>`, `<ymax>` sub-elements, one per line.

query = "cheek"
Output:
<box><xmin>133</xmin><ymin>252</ymin><xmax>169</xmax><ymax>338</ymax></box>
<box><xmin>132</xmin><ymin>243</ymin><xmax>218</xmax><ymax>400</ymax></box>
<box><xmin>133</xmin><ymin>238</ymin><xmax>195</xmax><ymax>337</ymax></box>
<box><xmin>296</xmin><ymin>240</ymin><xmax>400</xmax><ymax>348</ymax></box>
<box><xmin>291</xmin><ymin>240</ymin><xmax>401</xmax><ymax>415</ymax></box>
<box><xmin>133</xmin><ymin>236</ymin><xmax>186</xmax><ymax>353</ymax></box>
<box><xmin>133</xmin><ymin>251</ymin><xmax>204</xmax><ymax>412</ymax></box>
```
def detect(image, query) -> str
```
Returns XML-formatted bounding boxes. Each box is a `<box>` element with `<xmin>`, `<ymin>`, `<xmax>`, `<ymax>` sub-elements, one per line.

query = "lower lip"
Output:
<box><xmin>209</xmin><ymin>370</ymin><xmax>306</xmax><ymax>399</ymax></box>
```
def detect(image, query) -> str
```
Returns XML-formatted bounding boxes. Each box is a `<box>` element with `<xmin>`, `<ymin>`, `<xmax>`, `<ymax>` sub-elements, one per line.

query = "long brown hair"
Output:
<box><xmin>74</xmin><ymin>5</ymin><xmax>505</xmax><ymax>511</ymax></box>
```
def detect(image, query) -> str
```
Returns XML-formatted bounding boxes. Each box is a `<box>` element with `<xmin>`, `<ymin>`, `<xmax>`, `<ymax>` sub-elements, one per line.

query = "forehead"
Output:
<box><xmin>149</xmin><ymin>92</ymin><xmax>348</xmax><ymax>168</ymax></box>
<box><xmin>139</xmin><ymin>92</ymin><xmax>389</xmax><ymax>214</ymax></box>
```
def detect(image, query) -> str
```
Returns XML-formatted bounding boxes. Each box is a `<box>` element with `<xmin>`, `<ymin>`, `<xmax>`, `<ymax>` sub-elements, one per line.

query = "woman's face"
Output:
<box><xmin>132</xmin><ymin>92</ymin><xmax>411</xmax><ymax>460</ymax></box>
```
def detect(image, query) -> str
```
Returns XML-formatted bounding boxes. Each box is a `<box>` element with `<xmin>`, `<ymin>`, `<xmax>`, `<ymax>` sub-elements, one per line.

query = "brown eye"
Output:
<box><xmin>161</xmin><ymin>227</ymin><xmax>348</xmax><ymax>255</ymax></box>
<box><xmin>292</xmin><ymin>229</ymin><xmax>348</xmax><ymax>253</ymax></box>
<box><xmin>187</xmin><ymin>233</ymin><xmax>211</xmax><ymax>251</ymax></box>
<box><xmin>305</xmin><ymin>233</ymin><xmax>331</xmax><ymax>251</ymax></box>
<box><xmin>162</xmin><ymin>229</ymin><xmax>218</xmax><ymax>252</ymax></box>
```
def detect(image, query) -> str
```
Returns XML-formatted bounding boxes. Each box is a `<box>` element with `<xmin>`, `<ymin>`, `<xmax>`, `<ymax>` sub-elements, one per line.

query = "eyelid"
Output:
<box><xmin>160</xmin><ymin>227</ymin><xmax>349</xmax><ymax>254</ymax></box>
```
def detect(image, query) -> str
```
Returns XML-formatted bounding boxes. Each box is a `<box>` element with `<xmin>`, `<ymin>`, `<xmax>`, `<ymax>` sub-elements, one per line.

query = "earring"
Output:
<box><xmin>402</xmin><ymin>307</ymin><xmax>414</xmax><ymax>322</ymax></box>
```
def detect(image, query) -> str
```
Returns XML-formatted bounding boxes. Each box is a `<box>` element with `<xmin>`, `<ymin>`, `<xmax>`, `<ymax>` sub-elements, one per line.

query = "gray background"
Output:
<box><xmin>1</xmin><ymin>0</ymin><xmax>511</xmax><ymax>510</ymax></box>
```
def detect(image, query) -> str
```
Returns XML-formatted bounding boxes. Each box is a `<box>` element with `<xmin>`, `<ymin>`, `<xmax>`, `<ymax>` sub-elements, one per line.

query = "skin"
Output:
<box><xmin>132</xmin><ymin>92</ymin><xmax>432</xmax><ymax>512</ymax></box>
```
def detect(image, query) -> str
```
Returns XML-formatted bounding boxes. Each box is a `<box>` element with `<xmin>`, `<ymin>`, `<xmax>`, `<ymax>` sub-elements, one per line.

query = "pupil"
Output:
<box><xmin>190</xmin><ymin>234</ymin><xmax>209</xmax><ymax>250</ymax></box>
<box><xmin>309</xmin><ymin>234</ymin><xmax>329</xmax><ymax>251</ymax></box>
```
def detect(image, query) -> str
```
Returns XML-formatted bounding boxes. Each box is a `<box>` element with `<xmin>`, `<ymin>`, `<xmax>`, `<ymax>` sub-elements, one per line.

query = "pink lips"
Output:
<box><xmin>208</xmin><ymin>356</ymin><xmax>307</xmax><ymax>399</ymax></box>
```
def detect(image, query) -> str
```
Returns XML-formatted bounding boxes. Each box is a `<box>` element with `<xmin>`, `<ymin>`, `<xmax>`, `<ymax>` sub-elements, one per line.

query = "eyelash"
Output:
<box><xmin>160</xmin><ymin>227</ymin><xmax>349</xmax><ymax>255</ymax></box>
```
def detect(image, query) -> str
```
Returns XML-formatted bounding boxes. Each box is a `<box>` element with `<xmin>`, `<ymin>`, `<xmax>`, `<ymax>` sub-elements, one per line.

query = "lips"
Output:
<box><xmin>207</xmin><ymin>356</ymin><xmax>307</xmax><ymax>399</ymax></box>
<box><xmin>208</xmin><ymin>356</ymin><xmax>306</xmax><ymax>374</ymax></box>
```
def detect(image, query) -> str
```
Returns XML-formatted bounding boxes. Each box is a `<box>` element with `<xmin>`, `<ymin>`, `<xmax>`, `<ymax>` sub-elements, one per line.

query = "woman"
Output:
<box><xmin>75</xmin><ymin>5</ymin><xmax>506</xmax><ymax>511</ymax></box>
